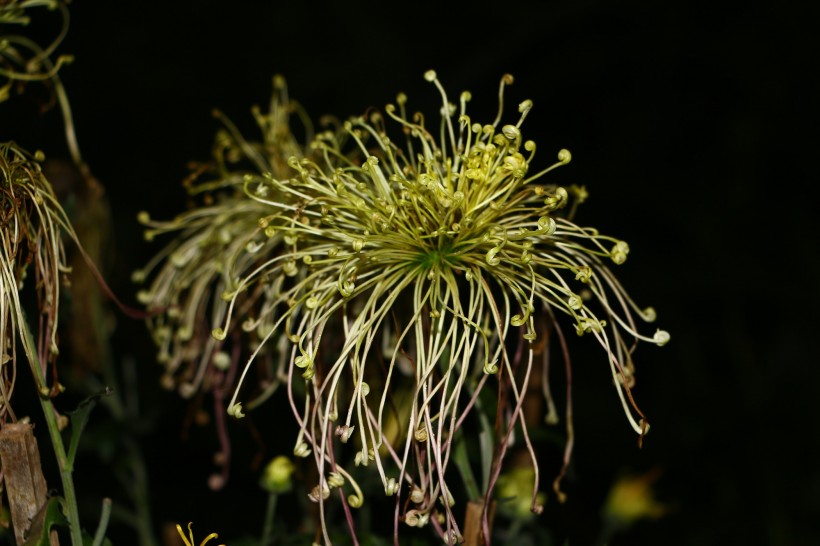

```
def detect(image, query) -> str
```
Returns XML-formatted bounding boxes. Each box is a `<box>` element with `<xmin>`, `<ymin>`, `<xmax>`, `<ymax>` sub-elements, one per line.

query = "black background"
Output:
<box><xmin>2</xmin><ymin>0</ymin><xmax>818</xmax><ymax>544</ymax></box>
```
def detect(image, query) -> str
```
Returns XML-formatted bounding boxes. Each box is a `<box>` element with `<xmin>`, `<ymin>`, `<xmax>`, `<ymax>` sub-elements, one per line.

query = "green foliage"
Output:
<box><xmin>23</xmin><ymin>497</ymin><xmax>67</xmax><ymax>546</ymax></box>
<box><xmin>65</xmin><ymin>388</ymin><xmax>111</xmax><ymax>469</ymax></box>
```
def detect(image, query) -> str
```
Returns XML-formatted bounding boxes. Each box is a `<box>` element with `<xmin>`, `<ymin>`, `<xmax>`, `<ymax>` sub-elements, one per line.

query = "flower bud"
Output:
<box><xmin>260</xmin><ymin>455</ymin><xmax>295</xmax><ymax>494</ymax></box>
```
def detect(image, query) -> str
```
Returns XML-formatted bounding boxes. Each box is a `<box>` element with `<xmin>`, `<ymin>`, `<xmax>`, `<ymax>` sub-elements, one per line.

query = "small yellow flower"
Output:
<box><xmin>496</xmin><ymin>467</ymin><xmax>547</xmax><ymax>519</ymax></box>
<box><xmin>603</xmin><ymin>469</ymin><xmax>665</xmax><ymax>525</ymax></box>
<box><xmin>260</xmin><ymin>455</ymin><xmax>295</xmax><ymax>493</ymax></box>
<box><xmin>175</xmin><ymin>522</ymin><xmax>224</xmax><ymax>546</ymax></box>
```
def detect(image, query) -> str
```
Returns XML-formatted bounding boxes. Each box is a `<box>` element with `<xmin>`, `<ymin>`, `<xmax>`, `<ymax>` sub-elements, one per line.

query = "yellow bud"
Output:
<box><xmin>260</xmin><ymin>455</ymin><xmax>295</xmax><ymax>493</ymax></box>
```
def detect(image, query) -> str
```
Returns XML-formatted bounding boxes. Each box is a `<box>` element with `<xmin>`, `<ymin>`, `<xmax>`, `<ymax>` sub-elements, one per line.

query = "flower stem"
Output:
<box><xmin>92</xmin><ymin>498</ymin><xmax>113</xmax><ymax>546</ymax></box>
<box><xmin>259</xmin><ymin>491</ymin><xmax>278</xmax><ymax>546</ymax></box>
<box><xmin>19</xmin><ymin>314</ymin><xmax>85</xmax><ymax>546</ymax></box>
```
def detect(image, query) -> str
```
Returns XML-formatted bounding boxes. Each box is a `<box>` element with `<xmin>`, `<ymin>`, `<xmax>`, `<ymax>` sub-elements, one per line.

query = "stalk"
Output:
<box><xmin>259</xmin><ymin>491</ymin><xmax>278</xmax><ymax>546</ymax></box>
<box><xmin>19</xmin><ymin>313</ymin><xmax>85</xmax><ymax>546</ymax></box>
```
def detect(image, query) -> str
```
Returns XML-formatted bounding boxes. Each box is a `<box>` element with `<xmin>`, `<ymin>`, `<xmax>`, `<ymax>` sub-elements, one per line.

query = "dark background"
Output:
<box><xmin>2</xmin><ymin>0</ymin><xmax>818</xmax><ymax>544</ymax></box>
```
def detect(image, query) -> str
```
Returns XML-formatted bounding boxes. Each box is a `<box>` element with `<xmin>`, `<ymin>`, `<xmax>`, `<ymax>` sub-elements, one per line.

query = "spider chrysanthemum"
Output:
<box><xmin>136</xmin><ymin>76</ymin><xmax>309</xmax><ymax>399</ymax></box>
<box><xmin>140</xmin><ymin>71</ymin><xmax>668</xmax><ymax>543</ymax></box>
<box><xmin>135</xmin><ymin>77</ymin><xmax>313</xmax><ymax>486</ymax></box>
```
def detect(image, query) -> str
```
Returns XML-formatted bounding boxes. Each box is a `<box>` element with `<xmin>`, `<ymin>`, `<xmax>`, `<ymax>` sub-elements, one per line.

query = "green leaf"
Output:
<box><xmin>453</xmin><ymin>432</ymin><xmax>481</xmax><ymax>500</ymax></box>
<box><xmin>473</xmin><ymin>386</ymin><xmax>495</xmax><ymax>494</ymax></box>
<box><xmin>66</xmin><ymin>388</ymin><xmax>112</xmax><ymax>468</ymax></box>
<box><xmin>479</xmin><ymin>428</ymin><xmax>493</xmax><ymax>494</ymax></box>
<box><xmin>23</xmin><ymin>497</ymin><xmax>68</xmax><ymax>546</ymax></box>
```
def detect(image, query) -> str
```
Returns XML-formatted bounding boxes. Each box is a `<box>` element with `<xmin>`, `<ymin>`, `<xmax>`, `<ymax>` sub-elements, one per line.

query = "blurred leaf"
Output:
<box><xmin>453</xmin><ymin>432</ymin><xmax>481</xmax><ymax>500</ymax></box>
<box><xmin>0</xmin><ymin>81</ymin><xmax>11</xmax><ymax>102</ymax></box>
<box><xmin>0</xmin><ymin>504</ymin><xmax>11</xmax><ymax>537</ymax></box>
<box><xmin>66</xmin><ymin>388</ymin><xmax>112</xmax><ymax>468</ymax></box>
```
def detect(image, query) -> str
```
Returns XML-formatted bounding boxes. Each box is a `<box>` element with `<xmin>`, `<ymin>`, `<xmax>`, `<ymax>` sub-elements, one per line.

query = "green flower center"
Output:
<box><xmin>416</xmin><ymin>239</ymin><xmax>459</xmax><ymax>271</ymax></box>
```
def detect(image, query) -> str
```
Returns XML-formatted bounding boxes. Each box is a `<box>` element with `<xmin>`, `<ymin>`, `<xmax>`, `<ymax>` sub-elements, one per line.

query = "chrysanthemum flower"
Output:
<box><xmin>135</xmin><ymin>77</ymin><xmax>313</xmax><ymax>487</ymax></box>
<box><xmin>140</xmin><ymin>71</ymin><xmax>668</xmax><ymax>544</ymax></box>
<box><xmin>136</xmin><ymin>76</ymin><xmax>308</xmax><ymax>400</ymax></box>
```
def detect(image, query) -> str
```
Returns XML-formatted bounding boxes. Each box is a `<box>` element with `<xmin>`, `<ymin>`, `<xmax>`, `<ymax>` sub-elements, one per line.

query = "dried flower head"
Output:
<box><xmin>0</xmin><ymin>142</ymin><xmax>78</xmax><ymax>418</ymax></box>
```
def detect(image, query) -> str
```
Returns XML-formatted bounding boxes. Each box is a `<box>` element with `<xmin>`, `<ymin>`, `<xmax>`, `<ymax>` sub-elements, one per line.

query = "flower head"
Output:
<box><xmin>135</xmin><ymin>76</ymin><xmax>308</xmax><ymax>401</ymax></box>
<box><xmin>1</xmin><ymin>142</ymin><xmax>79</xmax><ymax>415</ymax></box>
<box><xmin>603</xmin><ymin>469</ymin><xmax>665</xmax><ymax>525</ymax></box>
<box><xmin>260</xmin><ymin>455</ymin><xmax>295</xmax><ymax>494</ymax></box>
<box><xmin>141</xmin><ymin>71</ymin><xmax>668</xmax><ymax>542</ymax></box>
<box><xmin>496</xmin><ymin>466</ymin><xmax>547</xmax><ymax>520</ymax></box>
<box><xmin>175</xmin><ymin>522</ymin><xmax>224</xmax><ymax>546</ymax></box>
